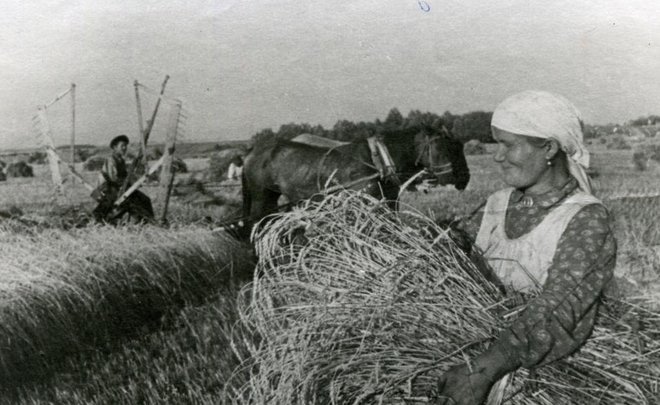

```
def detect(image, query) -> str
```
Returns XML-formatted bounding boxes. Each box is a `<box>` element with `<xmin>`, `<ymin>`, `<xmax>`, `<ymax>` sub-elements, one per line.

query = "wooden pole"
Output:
<box><xmin>37</xmin><ymin>106</ymin><xmax>64</xmax><ymax>192</ymax></box>
<box><xmin>120</xmin><ymin>75</ymin><xmax>169</xmax><ymax>196</ymax></box>
<box><xmin>45</xmin><ymin>87</ymin><xmax>72</xmax><ymax>108</ymax></box>
<box><xmin>70</xmin><ymin>83</ymin><xmax>76</xmax><ymax>183</ymax></box>
<box><xmin>134</xmin><ymin>80</ymin><xmax>147</xmax><ymax>167</ymax></box>
<box><xmin>48</xmin><ymin>147</ymin><xmax>95</xmax><ymax>192</ymax></box>
<box><xmin>157</xmin><ymin>101</ymin><xmax>181</xmax><ymax>224</ymax></box>
<box><xmin>144</xmin><ymin>75</ymin><xmax>170</xmax><ymax>145</ymax></box>
<box><xmin>114</xmin><ymin>154</ymin><xmax>167</xmax><ymax>206</ymax></box>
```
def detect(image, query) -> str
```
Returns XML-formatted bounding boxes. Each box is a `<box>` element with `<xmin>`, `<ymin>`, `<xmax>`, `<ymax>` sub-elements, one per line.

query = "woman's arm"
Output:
<box><xmin>495</xmin><ymin>203</ymin><xmax>616</xmax><ymax>367</ymax></box>
<box><xmin>435</xmin><ymin>203</ymin><xmax>616</xmax><ymax>404</ymax></box>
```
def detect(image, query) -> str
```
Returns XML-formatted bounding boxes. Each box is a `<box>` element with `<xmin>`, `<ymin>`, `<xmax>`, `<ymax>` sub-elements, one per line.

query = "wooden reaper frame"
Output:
<box><xmin>34</xmin><ymin>76</ymin><xmax>185</xmax><ymax>224</ymax></box>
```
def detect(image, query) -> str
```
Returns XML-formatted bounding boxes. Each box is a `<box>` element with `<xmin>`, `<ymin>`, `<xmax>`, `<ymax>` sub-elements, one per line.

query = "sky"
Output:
<box><xmin>1</xmin><ymin>0</ymin><xmax>659</xmax><ymax>149</ymax></box>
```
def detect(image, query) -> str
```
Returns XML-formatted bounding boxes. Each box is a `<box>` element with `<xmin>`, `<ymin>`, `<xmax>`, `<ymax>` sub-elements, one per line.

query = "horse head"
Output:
<box><xmin>413</xmin><ymin>127</ymin><xmax>470</xmax><ymax>190</ymax></box>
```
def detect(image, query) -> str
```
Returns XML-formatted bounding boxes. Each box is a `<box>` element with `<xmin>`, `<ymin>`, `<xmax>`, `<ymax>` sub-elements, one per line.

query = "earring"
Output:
<box><xmin>546</xmin><ymin>159</ymin><xmax>552</xmax><ymax>166</ymax></box>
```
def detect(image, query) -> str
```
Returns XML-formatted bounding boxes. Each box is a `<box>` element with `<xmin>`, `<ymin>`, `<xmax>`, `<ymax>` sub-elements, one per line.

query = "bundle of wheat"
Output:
<box><xmin>228</xmin><ymin>191</ymin><xmax>660</xmax><ymax>405</ymax></box>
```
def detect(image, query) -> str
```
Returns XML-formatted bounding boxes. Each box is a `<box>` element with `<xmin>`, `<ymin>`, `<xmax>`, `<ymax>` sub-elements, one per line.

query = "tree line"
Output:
<box><xmin>628</xmin><ymin>115</ymin><xmax>660</xmax><ymax>127</ymax></box>
<box><xmin>252</xmin><ymin>108</ymin><xmax>494</xmax><ymax>145</ymax></box>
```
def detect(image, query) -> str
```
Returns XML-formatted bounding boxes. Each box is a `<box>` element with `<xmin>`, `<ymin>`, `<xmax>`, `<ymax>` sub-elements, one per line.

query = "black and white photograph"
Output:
<box><xmin>0</xmin><ymin>1</ymin><xmax>659</xmax><ymax>404</ymax></box>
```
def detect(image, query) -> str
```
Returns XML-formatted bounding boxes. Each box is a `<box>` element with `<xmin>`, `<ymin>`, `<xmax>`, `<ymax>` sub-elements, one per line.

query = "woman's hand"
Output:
<box><xmin>433</xmin><ymin>363</ymin><xmax>495</xmax><ymax>405</ymax></box>
<box><xmin>433</xmin><ymin>345</ymin><xmax>517</xmax><ymax>405</ymax></box>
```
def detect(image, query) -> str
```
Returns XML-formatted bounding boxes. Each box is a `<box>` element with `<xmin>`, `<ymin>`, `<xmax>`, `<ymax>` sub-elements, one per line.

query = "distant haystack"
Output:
<box><xmin>83</xmin><ymin>156</ymin><xmax>107</xmax><ymax>172</ymax></box>
<box><xmin>27</xmin><ymin>151</ymin><xmax>47</xmax><ymax>164</ymax></box>
<box><xmin>171</xmin><ymin>158</ymin><xmax>188</xmax><ymax>174</ymax></box>
<box><xmin>148</xmin><ymin>157</ymin><xmax>189</xmax><ymax>182</ymax></box>
<box><xmin>632</xmin><ymin>145</ymin><xmax>660</xmax><ymax>171</ymax></box>
<box><xmin>632</xmin><ymin>150</ymin><xmax>649</xmax><ymax>171</ymax></box>
<box><xmin>207</xmin><ymin>148</ymin><xmax>245</xmax><ymax>181</ymax></box>
<box><xmin>147</xmin><ymin>147</ymin><xmax>163</xmax><ymax>161</ymax></box>
<box><xmin>6</xmin><ymin>161</ymin><xmax>34</xmax><ymax>178</ymax></box>
<box><xmin>607</xmin><ymin>136</ymin><xmax>632</xmax><ymax>150</ymax></box>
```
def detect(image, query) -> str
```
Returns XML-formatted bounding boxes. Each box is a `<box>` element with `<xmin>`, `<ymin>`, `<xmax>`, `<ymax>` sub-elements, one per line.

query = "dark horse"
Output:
<box><xmin>241</xmin><ymin>127</ymin><xmax>470</xmax><ymax>228</ymax></box>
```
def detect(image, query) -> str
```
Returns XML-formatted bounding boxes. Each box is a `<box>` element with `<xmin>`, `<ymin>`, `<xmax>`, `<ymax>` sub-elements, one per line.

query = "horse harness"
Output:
<box><xmin>315</xmin><ymin>136</ymin><xmax>398</xmax><ymax>190</ymax></box>
<box><xmin>414</xmin><ymin>131</ymin><xmax>453</xmax><ymax>178</ymax></box>
<box><xmin>316</xmin><ymin>133</ymin><xmax>454</xmax><ymax>190</ymax></box>
<box><xmin>367</xmin><ymin>136</ymin><xmax>397</xmax><ymax>179</ymax></box>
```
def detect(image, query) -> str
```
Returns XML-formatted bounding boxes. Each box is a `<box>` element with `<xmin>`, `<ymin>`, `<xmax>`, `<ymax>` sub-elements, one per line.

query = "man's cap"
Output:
<box><xmin>110</xmin><ymin>135</ymin><xmax>129</xmax><ymax>148</ymax></box>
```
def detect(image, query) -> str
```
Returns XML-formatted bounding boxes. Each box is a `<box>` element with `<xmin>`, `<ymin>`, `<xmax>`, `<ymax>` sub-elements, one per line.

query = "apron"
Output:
<box><xmin>475</xmin><ymin>188</ymin><xmax>602</xmax><ymax>293</ymax></box>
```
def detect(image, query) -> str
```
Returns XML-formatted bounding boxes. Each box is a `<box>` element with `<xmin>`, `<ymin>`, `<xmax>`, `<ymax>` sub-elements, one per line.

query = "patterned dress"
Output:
<box><xmin>459</xmin><ymin>178</ymin><xmax>617</xmax><ymax>368</ymax></box>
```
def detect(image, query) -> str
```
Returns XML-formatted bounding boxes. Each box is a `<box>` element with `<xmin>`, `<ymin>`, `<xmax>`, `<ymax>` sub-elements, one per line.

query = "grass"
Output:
<box><xmin>4</xmin><ymin>284</ymin><xmax>247</xmax><ymax>405</ymax></box>
<box><xmin>0</xmin><ymin>223</ymin><xmax>254</xmax><ymax>393</ymax></box>
<box><xmin>0</xmin><ymin>145</ymin><xmax>659</xmax><ymax>403</ymax></box>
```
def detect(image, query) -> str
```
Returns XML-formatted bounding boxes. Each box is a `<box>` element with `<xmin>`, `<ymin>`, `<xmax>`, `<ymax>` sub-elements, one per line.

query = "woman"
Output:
<box><xmin>434</xmin><ymin>91</ymin><xmax>617</xmax><ymax>405</ymax></box>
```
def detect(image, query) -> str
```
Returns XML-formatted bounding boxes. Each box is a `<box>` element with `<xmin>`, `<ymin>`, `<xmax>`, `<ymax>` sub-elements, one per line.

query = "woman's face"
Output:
<box><xmin>492</xmin><ymin>127</ymin><xmax>549</xmax><ymax>189</ymax></box>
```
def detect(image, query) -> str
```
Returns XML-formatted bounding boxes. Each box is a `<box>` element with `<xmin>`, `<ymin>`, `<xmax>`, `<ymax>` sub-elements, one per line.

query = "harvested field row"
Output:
<box><xmin>0</xmin><ymin>224</ymin><xmax>254</xmax><ymax>386</ymax></box>
<box><xmin>4</xmin><ymin>284</ymin><xmax>248</xmax><ymax>405</ymax></box>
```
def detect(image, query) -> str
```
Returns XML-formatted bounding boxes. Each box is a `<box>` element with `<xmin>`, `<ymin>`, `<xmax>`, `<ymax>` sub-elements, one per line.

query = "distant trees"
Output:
<box><xmin>384</xmin><ymin>108</ymin><xmax>404</xmax><ymax>129</ymax></box>
<box><xmin>451</xmin><ymin>111</ymin><xmax>494</xmax><ymax>143</ymax></box>
<box><xmin>249</xmin><ymin>107</ymin><xmax>497</xmax><ymax>146</ymax></box>
<box><xmin>251</xmin><ymin>128</ymin><xmax>276</xmax><ymax>146</ymax></box>
<box><xmin>630</xmin><ymin>115</ymin><xmax>660</xmax><ymax>127</ymax></box>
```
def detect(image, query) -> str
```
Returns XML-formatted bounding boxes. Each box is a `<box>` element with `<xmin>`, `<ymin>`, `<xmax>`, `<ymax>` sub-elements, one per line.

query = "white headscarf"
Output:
<box><xmin>491</xmin><ymin>90</ymin><xmax>592</xmax><ymax>193</ymax></box>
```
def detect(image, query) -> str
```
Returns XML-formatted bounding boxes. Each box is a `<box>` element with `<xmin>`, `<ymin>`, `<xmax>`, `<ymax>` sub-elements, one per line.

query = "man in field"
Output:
<box><xmin>91</xmin><ymin>135</ymin><xmax>155</xmax><ymax>224</ymax></box>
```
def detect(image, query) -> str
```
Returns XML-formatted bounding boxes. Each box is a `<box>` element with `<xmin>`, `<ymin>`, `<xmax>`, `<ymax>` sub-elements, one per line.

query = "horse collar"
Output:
<box><xmin>367</xmin><ymin>137</ymin><xmax>397</xmax><ymax>178</ymax></box>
